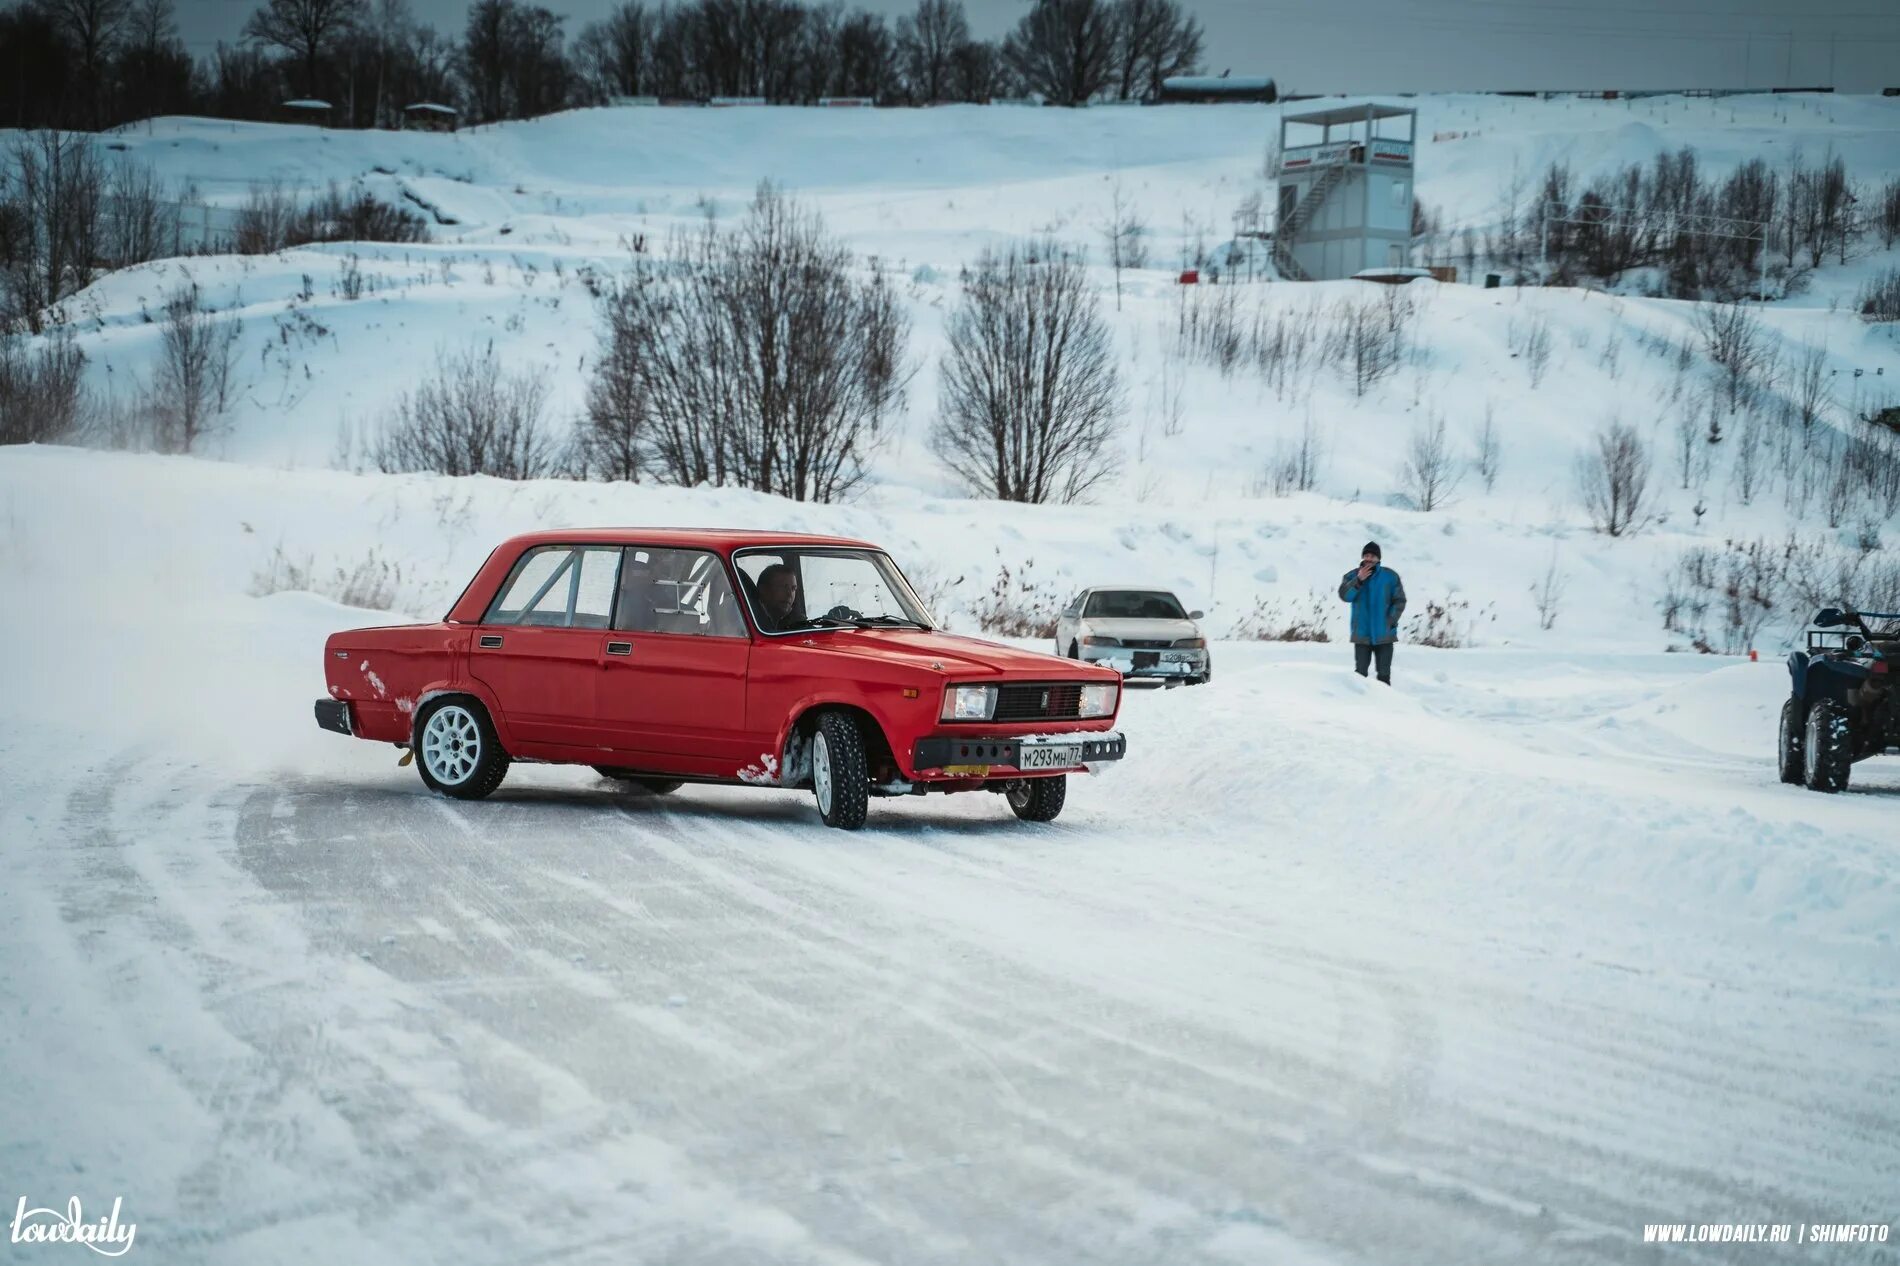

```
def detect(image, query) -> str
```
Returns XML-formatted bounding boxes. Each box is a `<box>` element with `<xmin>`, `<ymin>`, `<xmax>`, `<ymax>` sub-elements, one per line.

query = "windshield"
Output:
<box><xmin>1085</xmin><ymin>590</ymin><xmax>1188</xmax><ymax>620</ymax></box>
<box><xmin>734</xmin><ymin>548</ymin><xmax>934</xmax><ymax>635</ymax></box>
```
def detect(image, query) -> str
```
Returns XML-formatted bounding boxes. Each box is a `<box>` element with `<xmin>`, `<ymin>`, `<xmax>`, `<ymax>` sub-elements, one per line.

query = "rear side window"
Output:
<box><xmin>484</xmin><ymin>546</ymin><xmax>622</xmax><ymax>628</ymax></box>
<box><xmin>615</xmin><ymin>547</ymin><xmax>746</xmax><ymax>638</ymax></box>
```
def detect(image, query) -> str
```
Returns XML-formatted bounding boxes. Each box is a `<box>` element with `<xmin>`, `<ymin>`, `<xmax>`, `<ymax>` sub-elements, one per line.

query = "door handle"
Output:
<box><xmin>478</xmin><ymin>634</ymin><xmax>504</xmax><ymax>649</ymax></box>
<box><xmin>605</xmin><ymin>641</ymin><xmax>632</xmax><ymax>656</ymax></box>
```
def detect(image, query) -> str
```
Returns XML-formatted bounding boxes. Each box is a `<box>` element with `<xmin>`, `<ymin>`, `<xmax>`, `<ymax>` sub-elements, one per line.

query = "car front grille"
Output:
<box><xmin>1119</xmin><ymin>638</ymin><xmax>1173</xmax><ymax>650</ymax></box>
<box><xmin>994</xmin><ymin>682</ymin><xmax>1085</xmax><ymax>722</ymax></box>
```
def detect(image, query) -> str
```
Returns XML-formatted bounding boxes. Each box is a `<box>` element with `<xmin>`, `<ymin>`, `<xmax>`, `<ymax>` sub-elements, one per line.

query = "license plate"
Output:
<box><xmin>1019</xmin><ymin>743</ymin><xmax>1081</xmax><ymax>770</ymax></box>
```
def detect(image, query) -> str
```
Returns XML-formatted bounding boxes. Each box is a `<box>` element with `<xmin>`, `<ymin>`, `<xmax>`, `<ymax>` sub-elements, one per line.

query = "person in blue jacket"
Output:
<box><xmin>1338</xmin><ymin>541</ymin><xmax>1406</xmax><ymax>684</ymax></box>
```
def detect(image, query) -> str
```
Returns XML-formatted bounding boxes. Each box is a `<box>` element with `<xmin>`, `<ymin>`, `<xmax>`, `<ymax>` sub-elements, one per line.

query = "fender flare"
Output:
<box><xmin>409</xmin><ymin>679</ymin><xmax>521</xmax><ymax>753</ymax></box>
<box><xmin>771</xmin><ymin>692</ymin><xmax>903</xmax><ymax>786</ymax></box>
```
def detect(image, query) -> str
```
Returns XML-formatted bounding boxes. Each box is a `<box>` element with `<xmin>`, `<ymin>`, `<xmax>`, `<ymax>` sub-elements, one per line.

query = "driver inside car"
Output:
<box><xmin>755</xmin><ymin>563</ymin><xmax>801</xmax><ymax>632</ymax></box>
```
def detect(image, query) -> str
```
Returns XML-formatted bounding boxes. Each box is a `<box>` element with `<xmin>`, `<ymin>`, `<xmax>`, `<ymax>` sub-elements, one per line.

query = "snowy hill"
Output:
<box><xmin>18</xmin><ymin>93</ymin><xmax>1900</xmax><ymax>651</ymax></box>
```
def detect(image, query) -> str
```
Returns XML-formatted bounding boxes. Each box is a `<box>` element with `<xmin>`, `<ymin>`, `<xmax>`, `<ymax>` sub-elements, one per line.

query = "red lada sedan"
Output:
<box><xmin>315</xmin><ymin>530</ymin><xmax>1127</xmax><ymax>829</ymax></box>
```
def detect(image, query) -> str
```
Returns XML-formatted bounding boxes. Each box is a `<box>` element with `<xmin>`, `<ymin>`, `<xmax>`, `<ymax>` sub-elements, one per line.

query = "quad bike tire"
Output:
<box><xmin>1777</xmin><ymin>696</ymin><xmax>1807</xmax><ymax>786</ymax></box>
<box><xmin>1802</xmin><ymin>698</ymin><xmax>1853</xmax><ymax>793</ymax></box>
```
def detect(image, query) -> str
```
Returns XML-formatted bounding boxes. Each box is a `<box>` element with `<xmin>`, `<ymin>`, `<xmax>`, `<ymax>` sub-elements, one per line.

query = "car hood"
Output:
<box><xmin>1079</xmin><ymin>616</ymin><xmax>1202</xmax><ymax>641</ymax></box>
<box><xmin>804</xmin><ymin>628</ymin><xmax>1109</xmax><ymax>678</ymax></box>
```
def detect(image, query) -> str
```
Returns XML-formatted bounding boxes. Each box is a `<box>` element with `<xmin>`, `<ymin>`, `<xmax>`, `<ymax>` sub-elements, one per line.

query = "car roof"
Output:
<box><xmin>1083</xmin><ymin>585</ymin><xmax>1183</xmax><ymax>595</ymax></box>
<box><xmin>499</xmin><ymin>527</ymin><xmax>882</xmax><ymax>552</ymax></box>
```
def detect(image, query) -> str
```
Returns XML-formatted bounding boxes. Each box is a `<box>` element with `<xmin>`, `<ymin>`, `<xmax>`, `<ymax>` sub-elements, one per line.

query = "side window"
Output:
<box><xmin>616</xmin><ymin>548</ymin><xmax>745</xmax><ymax>638</ymax></box>
<box><xmin>485</xmin><ymin>546</ymin><xmax>620</xmax><ymax>628</ymax></box>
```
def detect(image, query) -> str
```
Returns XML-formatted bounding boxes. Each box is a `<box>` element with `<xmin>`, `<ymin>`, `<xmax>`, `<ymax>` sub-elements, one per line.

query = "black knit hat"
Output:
<box><xmin>1362</xmin><ymin>540</ymin><xmax>1382</xmax><ymax>559</ymax></box>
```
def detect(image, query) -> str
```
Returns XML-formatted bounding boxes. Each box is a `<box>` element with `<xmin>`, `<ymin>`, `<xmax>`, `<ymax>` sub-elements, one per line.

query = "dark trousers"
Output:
<box><xmin>1354</xmin><ymin>641</ymin><xmax>1394</xmax><ymax>684</ymax></box>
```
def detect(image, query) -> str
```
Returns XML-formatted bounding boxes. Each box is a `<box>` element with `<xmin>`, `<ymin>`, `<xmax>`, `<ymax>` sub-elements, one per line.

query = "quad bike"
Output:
<box><xmin>1780</xmin><ymin>607</ymin><xmax>1900</xmax><ymax>793</ymax></box>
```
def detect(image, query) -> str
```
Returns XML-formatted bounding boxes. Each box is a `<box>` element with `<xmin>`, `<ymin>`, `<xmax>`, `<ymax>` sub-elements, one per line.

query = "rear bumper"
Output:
<box><xmin>314</xmin><ymin>698</ymin><xmax>354</xmax><ymax>736</ymax></box>
<box><xmin>913</xmin><ymin>731</ymin><xmax>1126</xmax><ymax>777</ymax></box>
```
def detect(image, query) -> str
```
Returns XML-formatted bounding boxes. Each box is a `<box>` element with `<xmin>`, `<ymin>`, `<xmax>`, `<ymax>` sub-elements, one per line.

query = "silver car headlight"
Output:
<box><xmin>1077</xmin><ymin>683</ymin><xmax>1119</xmax><ymax>718</ymax></box>
<box><xmin>941</xmin><ymin>684</ymin><xmax>998</xmax><ymax>721</ymax></box>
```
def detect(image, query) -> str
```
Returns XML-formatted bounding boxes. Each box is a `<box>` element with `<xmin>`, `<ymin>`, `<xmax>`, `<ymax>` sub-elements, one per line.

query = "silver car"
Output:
<box><xmin>1054</xmin><ymin>587</ymin><xmax>1210</xmax><ymax>686</ymax></box>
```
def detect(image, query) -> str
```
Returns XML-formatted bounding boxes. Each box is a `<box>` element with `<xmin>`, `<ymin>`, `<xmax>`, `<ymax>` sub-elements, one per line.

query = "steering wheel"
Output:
<box><xmin>825</xmin><ymin>604</ymin><xmax>862</xmax><ymax>621</ymax></box>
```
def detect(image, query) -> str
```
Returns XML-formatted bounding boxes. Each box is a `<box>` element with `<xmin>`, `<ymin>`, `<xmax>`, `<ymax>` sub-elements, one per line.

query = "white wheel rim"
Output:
<box><xmin>422</xmin><ymin>705</ymin><xmax>481</xmax><ymax>785</ymax></box>
<box><xmin>814</xmin><ymin>732</ymin><xmax>834</xmax><ymax>815</ymax></box>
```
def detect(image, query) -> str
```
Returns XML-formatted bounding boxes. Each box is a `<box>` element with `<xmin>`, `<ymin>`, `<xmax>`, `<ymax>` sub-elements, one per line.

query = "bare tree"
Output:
<box><xmin>934</xmin><ymin>240</ymin><xmax>1122</xmax><ymax>503</ymax></box>
<box><xmin>895</xmin><ymin>0</ymin><xmax>967</xmax><ymax>102</ymax></box>
<box><xmin>1577</xmin><ymin>418</ymin><xmax>1653</xmax><ymax>537</ymax></box>
<box><xmin>34</xmin><ymin>0</ymin><xmax>133</xmax><ymax>125</ymax></box>
<box><xmin>100</xmin><ymin>156</ymin><xmax>178</xmax><ymax>269</ymax></box>
<box><xmin>1730</xmin><ymin>406</ymin><xmax>1766</xmax><ymax>505</ymax></box>
<box><xmin>1098</xmin><ymin>180</ymin><xmax>1145</xmax><ymax>310</ymax></box>
<box><xmin>150</xmin><ymin>283</ymin><xmax>240</xmax><ymax>454</ymax></box>
<box><xmin>1531</xmin><ymin>547</ymin><xmax>1566</xmax><ymax>631</ymax></box>
<box><xmin>373</xmin><ymin>340</ymin><xmax>558</xmax><ymax>478</ymax></box>
<box><xmin>1399</xmin><ymin>409</ymin><xmax>1460</xmax><ymax>511</ymax></box>
<box><xmin>1325</xmin><ymin>294</ymin><xmax>1404</xmax><ymax>397</ymax></box>
<box><xmin>1473</xmin><ymin>399</ymin><xmax>1501</xmax><ymax>492</ymax></box>
<box><xmin>4</xmin><ymin>130</ymin><xmax>105</xmax><ymax>328</ymax></box>
<box><xmin>1512</xmin><ymin>311</ymin><xmax>1553</xmax><ymax>387</ymax></box>
<box><xmin>1002</xmin><ymin>0</ymin><xmax>1116</xmax><ymax>105</ymax></box>
<box><xmin>1693</xmin><ymin>298</ymin><xmax>1766</xmax><ymax>415</ymax></box>
<box><xmin>1791</xmin><ymin>340</ymin><xmax>1829</xmax><ymax>435</ymax></box>
<box><xmin>1263</xmin><ymin>411</ymin><xmax>1322</xmax><ymax>495</ymax></box>
<box><xmin>1109</xmin><ymin>0</ymin><xmax>1201</xmax><ymax>101</ymax></box>
<box><xmin>588</xmin><ymin>186</ymin><xmax>906</xmax><ymax>502</ymax></box>
<box><xmin>244</xmin><ymin>0</ymin><xmax>368</xmax><ymax>97</ymax></box>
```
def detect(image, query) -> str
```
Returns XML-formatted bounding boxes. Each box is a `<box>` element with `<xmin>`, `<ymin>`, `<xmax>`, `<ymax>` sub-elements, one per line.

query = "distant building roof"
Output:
<box><xmin>1163</xmin><ymin>75</ymin><xmax>1274</xmax><ymax>93</ymax></box>
<box><xmin>404</xmin><ymin>102</ymin><xmax>457</xmax><ymax>114</ymax></box>
<box><xmin>1284</xmin><ymin>102</ymin><xmax>1415</xmax><ymax>127</ymax></box>
<box><xmin>282</xmin><ymin>99</ymin><xmax>331</xmax><ymax>109</ymax></box>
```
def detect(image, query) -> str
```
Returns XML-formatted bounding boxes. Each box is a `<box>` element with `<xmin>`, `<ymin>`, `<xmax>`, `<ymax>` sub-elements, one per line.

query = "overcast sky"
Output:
<box><xmin>172</xmin><ymin>0</ymin><xmax>1900</xmax><ymax>94</ymax></box>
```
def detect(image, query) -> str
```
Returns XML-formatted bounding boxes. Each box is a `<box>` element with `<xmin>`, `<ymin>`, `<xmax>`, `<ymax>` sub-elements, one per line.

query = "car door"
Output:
<box><xmin>470</xmin><ymin>544</ymin><xmax>622</xmax><ymax>749</ymax></box>
<box><xmin>1057</xmin><ymin>592</ymin><xmax>1086</xmax><ymax>655</ymax></box>
<box><xmin>594</xmin><ymin>546</ymin><xmax>753</xmax><ymax>770</ymax></box>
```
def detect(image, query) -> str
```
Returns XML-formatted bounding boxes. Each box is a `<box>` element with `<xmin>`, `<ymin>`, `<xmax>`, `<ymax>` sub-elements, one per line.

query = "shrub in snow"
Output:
<box><xmin>1859</xmin><ymin>269</ymin><xmax>1900</xmax><ymax>324</ymax></box>
<box><xmin>970</xmin><ymin>558</ymin><xmax>1061</xmax><ymax>639</ymax></box>
<box><xmin>1230</xmin><ymin>591</ymin><xmax>1330</xmax><ymax>642</ymax></box>
<box><xmin>0</xmin><ymin>326</ymin><xmax>87</xmax><ymax>444</ymax></box>
<box><xmin>1576</xmin><ymin>419</ymin><xmax>1653</xmax><ymax>538</ymax></box>
<box><xmin>1402</xmin><ymin>595</ymin><xmax>1489</xmax><ymax>649</ymax></box>
<box><xmin>371</xmin><ymin>340</ymin><xmax>559</xmax><ymax>479</ymax></box>
<box><xmin>251</xmin><ymin>544</ymin><xmax>405</xmax><ymax>611</ymax></box>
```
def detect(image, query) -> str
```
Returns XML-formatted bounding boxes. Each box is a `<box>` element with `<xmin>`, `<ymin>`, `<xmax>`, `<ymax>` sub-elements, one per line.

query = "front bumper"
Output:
<box><xmin>913</xmin><ymin>731</ymin><xmax>1126</xmax><ymax>776</ymax></box>
<box><xmin>314</xmin><ymin>698</ymin><xmax>354</xmax><ymax>736</ymax></box>
<box><xmin>1079</xmin><ymin>645</ymin><xmax>1208</xmax><ymax>679</ymax></box>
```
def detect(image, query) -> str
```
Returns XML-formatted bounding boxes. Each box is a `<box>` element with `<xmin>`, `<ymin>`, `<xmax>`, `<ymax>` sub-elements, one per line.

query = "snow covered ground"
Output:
<box><xmin>3</xmin><ymin>445</ymin><xmax>1899</xmax><ymax>1263</ymax></box>
<box><xmin>5</xmin><ymin>94</ymin><xmax>1900</xmax><ymax>1261</ymax></box>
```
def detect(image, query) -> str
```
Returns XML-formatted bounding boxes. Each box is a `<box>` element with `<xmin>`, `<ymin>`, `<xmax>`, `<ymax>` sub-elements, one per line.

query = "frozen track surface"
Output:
<box><xmin>4</xmin><ymin>646</ymin><xmax>1899</xmax><ymax>1265</ymax></box>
